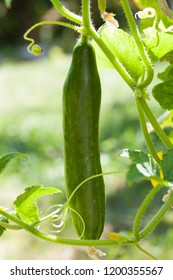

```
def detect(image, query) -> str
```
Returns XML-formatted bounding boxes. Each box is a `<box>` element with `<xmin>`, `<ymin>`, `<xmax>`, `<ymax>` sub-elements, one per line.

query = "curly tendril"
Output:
<box><xmin>135</xmin><ymin>7</ymin><xmax>156</xmax><ymax>19</ymax></box>
<box><xmin>40</xmin><ymin>204</ymin><xmax>68</xmax><ymax>233</ymax></box>
<box><xmin>24</xmin><ymin>21</ymin><xmax>82</xmax><ymax>56</ymax></box>
<box><xmin>40</xmin><ymin>203</ymin><xmax>86</xmax><ymax>237</ymax></box>
<box><xmin>39</xmin><ymin>171</ymin><xmax>127</xmax><ymax>235</ymax></box>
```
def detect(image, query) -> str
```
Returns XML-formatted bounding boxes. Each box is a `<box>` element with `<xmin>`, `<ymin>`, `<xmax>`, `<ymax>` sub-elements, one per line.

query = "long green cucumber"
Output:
<box><xmin>63</xmin><ymin>38</ymin><xmax>105</xmax><ymax>240</ymax></box>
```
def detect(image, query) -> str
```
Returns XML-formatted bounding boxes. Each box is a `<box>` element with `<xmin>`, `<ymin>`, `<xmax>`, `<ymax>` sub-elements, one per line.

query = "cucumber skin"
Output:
<box><xmin>63</xmin><ymin>41</ymin><xmax>105</xmax><ymax>240</ymax></box>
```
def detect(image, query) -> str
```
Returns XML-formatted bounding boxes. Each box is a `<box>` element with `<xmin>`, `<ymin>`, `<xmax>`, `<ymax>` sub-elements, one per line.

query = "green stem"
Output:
<box><xmin>80</xmin><ymin>34</ymin><xmax>89</xmax><ymax>43</ymax></box>
<box><xmin>140</xmin><ymin>189</ymin><xmax>173</xmax><ymax>239</ymax></box>
<box><xmin>133</xmin><ymin>183</ymin><xmax>162</xmax><ymax>241</ymax></box>
<box><xmin>50</xmin><ymin>0</ymin><xmax>83</xmax><ymax>25</ymax></box>
<box><xmin>87</xmin><ymin>27</ymin><xmax>136</xmax><ymax>89</ymax></box>
<box><xmin>120</xmin><ymin>0</ymin><xmax>154</xmax><ymax>89</ymax></box>
<box><xmin>135</xmin><ymin>243</ymin><xmax>158</xmax><ymax>260</ymax></box>
<box><xmin>82</xmin><ymin>0</ymin><xmax>91</xmax><ymax>28</ymax></box>
<box><xmin>0</xmin><ymin>221</ymin><xmax>21</xmax><ymax>230</ymax></box>
<box><xmin>138</xmin><ymin>97</ymin><xmax>173</xmax><ymax>149</ymax></box>
<box><xmin>136</xmin><ymin>98</ymin><xmax>160</xmax><ymax>164</ymax></box>
<box><xmin>0</xmin><ymin>210</ymin><xmax>135</xmax><ymax>247</ymax></box>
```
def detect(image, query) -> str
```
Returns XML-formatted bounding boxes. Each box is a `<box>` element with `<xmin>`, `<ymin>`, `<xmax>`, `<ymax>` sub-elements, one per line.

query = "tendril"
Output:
<box><xmin>40</xmin><ymin>204</ymin><xmax>68</xmax><ymax>233</ymax></box>
<box><xmin>24</xmin><ymin>21</ymin><xmax>82</xmax><ymax>56</ymax></box>
<box><xmin>68</xmin><ymin>206</ymin><xmax>86</xmax><ymax>239</ymax></box>
<box><xmin>40</xmin><ymin>203</ymin><xmax>86</xmax><ymax>237</ymax></box>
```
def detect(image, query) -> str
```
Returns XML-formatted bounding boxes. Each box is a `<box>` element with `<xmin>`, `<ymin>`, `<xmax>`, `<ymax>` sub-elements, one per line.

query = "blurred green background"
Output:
<box><xmin>0</xmin><ymin>0</ymin><xmax>173</xmax><ymax>260</ymax></box>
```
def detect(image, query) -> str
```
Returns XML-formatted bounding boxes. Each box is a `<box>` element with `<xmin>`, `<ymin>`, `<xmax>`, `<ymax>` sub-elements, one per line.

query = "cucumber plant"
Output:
<box><xmin>1</xmin><ymin>0</ymin><xmax>173</xmax><ymax>259</ymax></box>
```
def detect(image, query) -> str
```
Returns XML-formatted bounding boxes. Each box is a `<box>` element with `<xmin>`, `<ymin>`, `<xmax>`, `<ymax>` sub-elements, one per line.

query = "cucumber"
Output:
<box><xmin>63</xmin><ymin>39</ymin><xmax>105</xmax><ymax>240</ymax></box>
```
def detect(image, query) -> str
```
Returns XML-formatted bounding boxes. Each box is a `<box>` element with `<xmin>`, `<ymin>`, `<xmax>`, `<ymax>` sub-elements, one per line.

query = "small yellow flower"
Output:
<box><xmin>107</xmin><ymin>232</ymin><xmax>128</xmax><ymax>242</ymax></box>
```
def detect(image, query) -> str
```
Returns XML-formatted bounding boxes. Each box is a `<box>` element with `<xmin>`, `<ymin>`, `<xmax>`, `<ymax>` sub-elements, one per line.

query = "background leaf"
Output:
<box><xmin>158</xmin><ymin>64</ymin><xmax>173</xmax><ymax>81</ymax></box>
<box><xmin>143</xmin><ymin>29</ymin><xmax>173</xmax><ymax>62</ymax></box>
<box><xmin>13</xmin><ymin>186</ymin><xmax>61</xmax><ymax>224</ymax></box>
<box><xmin>0</xmin><ymin>217</ymin><xmax>8</xmax><ymax>237</ymax></box>
<box><xmin>126</xmin><ymin>164</ymin><xmax>145</xmax><ymax>186</ymax></box>
<box><xmin>158</xmin><ymin>111</ymin><xmax>173</xmax><ymax>140</ymax></box>
<box><xmin>121</xmin><ymin>149</ymin><xmax>160</xmax><ymax>186</ymax></box>
<box><xmin>0</xmin><ymin>152</ymin><xmax>26</xmax><ymax>175</ymax></box>
<box><xmin>160</xmin><ymin>148</ymin><xmax>173</xmax><ymax>183</ymax></box>
<box><xmin>152</xmin><ymin>79</ymin><xmax>173</xmax><ymax>110</ymax></box>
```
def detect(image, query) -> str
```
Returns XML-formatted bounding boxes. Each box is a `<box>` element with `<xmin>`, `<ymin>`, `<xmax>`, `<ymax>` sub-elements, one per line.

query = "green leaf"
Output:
<box><xmin>121</xmin><ymin>149</ymin><xmax>160</xmax><ymax>186</ymax></box>
<box><xmin>143</xmin><ymin>29</ymin><xmax>173</xmax><ymax>61</ymax></box>
<box><xmin>0</xmin><ymin>217</ymin><xmax>8</xmax><ymax>237</ymax></box>
<box><xmin>0</xmin><ymin>152</ymin><xmax>27</xmax><ymax>175</ymax></box>
<box><xmin>133</xmin><ymin>0</ymin><xmax>158</xmax><ymax>10</ymax></box>
<box><xmin>93</xmin><ymin>27</ymin><xmax>144</xmax><ymax>79</ymax></box>
<box><xmin>158</xmin><ymin>111</ymin><xmax>173</xmax><ymax>129</ymax></box>
<box><xmin>126</xmin><ymin>164</ymin><xmax>145</xmax><ymax>186</ymax></box>
<box><xmin>152</xmin><ymin>79</ymin><xmax>173</xmax><ymax>110</ymax></box>
<box><xmin>161</xmin><ymin>51</ymin><xmax>173</xmax><ymax>63</ymax></box>
<box><xmin>161</xmin><ymin>148</ymin><xmax>173</xmax><ymax>183</ymax></box>
<box><xmin>13</xmin><ymin>186</ymin><xmax>61</xmax><ymax>224</ymax></box>
<box><xmin>158</xmin><ymin>64</ymin><xmax>173</xmax><ymax>81</ymax></box>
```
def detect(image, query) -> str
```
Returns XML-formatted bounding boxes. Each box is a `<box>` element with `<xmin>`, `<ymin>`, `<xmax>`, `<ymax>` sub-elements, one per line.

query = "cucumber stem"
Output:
<box><xmin>0</xmin><ymin>209</ymin><xmax>135</xmax><ymax>247</ymax></box>
<box><xmin>136</xmin><ymin>98</ymin><xmax>160</xmax><ymax>164</ymax></box>
<box><xmin>50</xmin><ymin>0</ymin><xmax>82</xmax><ymax>25</ymax></box>
<box><xmin>120</xmin><ymin>0</ymin><xmax>154</xmax><ymax>89</ymax></box>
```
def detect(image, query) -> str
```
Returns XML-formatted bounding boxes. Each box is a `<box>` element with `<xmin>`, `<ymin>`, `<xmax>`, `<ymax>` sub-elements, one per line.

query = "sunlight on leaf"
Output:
<box><xmin>159</xmin><ymin>111</ymin><xmax>173</xmax><ymax>129</ymax></box>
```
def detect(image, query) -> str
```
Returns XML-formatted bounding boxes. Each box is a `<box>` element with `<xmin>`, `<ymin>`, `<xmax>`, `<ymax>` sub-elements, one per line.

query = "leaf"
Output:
<box><xmin>157</xmin><ymin>111</ymin><xmax>173</xmax><ymax>129</ymax></box>
<box><xmin>143</xmin><ymin>29</ymin><xmax>173</xmax><ymax>61</ymax></box>
<box><xmin>160</xmin><ymin>148</ymin><xmax>173</xmax><ymax>183</ymax></box>
<box><xmin>0</xmin><ymin>152</ymin><xmax>27</xmax><ymax>175</ymax></box>
<box><xmin>92</xmin><ymin>27</ymin><xmax>144</xmax><ymax>80</ymax></box>
<box><xmin>13</xmin><ymin>186</ymin><xmax>61</xmax><ymax>224</ymax></box>
<box><xmin>161</xmin><ymin>51</ymin><xmax>173</xmax><ymax>63</ymax></box>
<box><xmin>0</xmin><ymin>217</ymin><xmax>8</xmax><ymax>237</ymax></box>
<box><xmin>126</xmin><ymin>164</ymin><xmax>145</xmax><ymax>186</ymax></box>
<box><xmin>158</xmin><ymin>64</ymin><xmax>173</xmax><ymax>81</ymax></box>
<box><xmin>121</xmin><ymin>149</ymin><xmax>160</xmax><ymax>186</ymax></box>
<box><xmin>152</xmin><ymin>79</ymin><xmax>173</xmax><ymax>110</ymax></box>
<box><xmin>133</xmin><ymin>0</ymin><xmax>158</xmax><ymax>10</ymax></box>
